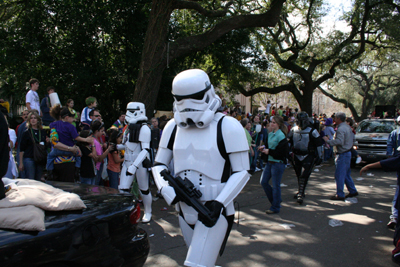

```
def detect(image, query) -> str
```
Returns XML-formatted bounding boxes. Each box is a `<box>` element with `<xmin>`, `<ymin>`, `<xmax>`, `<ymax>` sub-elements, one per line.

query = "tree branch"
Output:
<box><xmin>318</xmin><ymin>86</ymin><xmax>361</xmax><ymax>121</ymax></box>
<box><xmin>169</xmin><ymin>0</ymin><xmax>286</xmax><ymax>60</ymax></box>
<box><xmin>233</xmin><ymin>80</ymin><xmax>302</xmax><ymax>101</ymax></box>
<box><xmin>174</xmin><ymin>0</ymin><xmax>234</xmax><ymax>18</ymax></box>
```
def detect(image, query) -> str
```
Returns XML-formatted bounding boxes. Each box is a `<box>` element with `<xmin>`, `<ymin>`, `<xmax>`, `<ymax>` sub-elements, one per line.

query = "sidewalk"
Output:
<box><xmin>142</xmin><ymin>161</ymin><xmax>398</xmax><ymax>267</ymax></box>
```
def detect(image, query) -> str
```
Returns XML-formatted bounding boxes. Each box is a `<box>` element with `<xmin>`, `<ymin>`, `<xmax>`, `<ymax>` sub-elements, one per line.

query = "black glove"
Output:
<box><xmin>142</xmin><ymin>158</ymin><xmax>152</xmax><ymax>168</ymax></box>
<box><xmin>198</xmin><ymin>200</ymin><xmax>224</xmax><ymax>228</ymax></box>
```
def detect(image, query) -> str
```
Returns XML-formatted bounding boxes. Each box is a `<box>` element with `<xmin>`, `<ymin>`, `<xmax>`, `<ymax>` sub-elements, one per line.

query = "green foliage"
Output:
<box><xmin>0</xmin><ymin>0</ymin><xmax>150</xmax><ymax>126</ymax></box>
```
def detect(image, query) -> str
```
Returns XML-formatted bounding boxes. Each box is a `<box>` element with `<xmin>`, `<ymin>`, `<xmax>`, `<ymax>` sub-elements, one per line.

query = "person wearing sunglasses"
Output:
<box><xmin>80</xmin><ymin>109</ymin><xmax>102</xmax><ymax>131</ymax></box>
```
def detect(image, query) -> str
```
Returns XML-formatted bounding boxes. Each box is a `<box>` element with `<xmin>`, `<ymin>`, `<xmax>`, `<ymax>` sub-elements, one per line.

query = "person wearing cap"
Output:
<box><xmin>40</xmin><ymin>86</ymin><xmax>56</xmax><ymax>126</ymax></box>
<box><xmin>46</xmin><ymin>106</ymin><xmax>93</xmax><ymax>181</ymax></box>
<box><xmin>386</xmin><ymin>116</ymin><xmax>400</xmax><ymax>229</ymax></box>
<box><xmin>323</xmin><ymin>117</ymin><xmax>335</xmax><ymax>162</ymax></box>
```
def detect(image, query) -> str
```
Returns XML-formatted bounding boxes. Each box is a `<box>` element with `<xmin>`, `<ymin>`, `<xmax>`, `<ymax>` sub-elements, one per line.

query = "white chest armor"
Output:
<box><xmin>122</xmin><ymin>123</ymin><xmax>151</xmax><ymax>162</ymax></box>
<box><xmin>173</xmin><ymin>121</ymin><xmax>225</xmax><ymax>181</ymax></box>
<box><xmin>173</xmin><ymin>117</ymin><xmax>227</xmax><ymax>201</ymax></box>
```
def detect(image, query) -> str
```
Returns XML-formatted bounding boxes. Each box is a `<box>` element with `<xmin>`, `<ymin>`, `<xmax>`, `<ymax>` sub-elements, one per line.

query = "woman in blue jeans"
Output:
<box><xmin>19</xmin><ymin>111</ymin><xmax>49</xmax><ymax>181</ymax></box>
<box><xmin>259</xmin><ymin>116</ymin><xmax>288</xmax><ymax>214</ymax></box>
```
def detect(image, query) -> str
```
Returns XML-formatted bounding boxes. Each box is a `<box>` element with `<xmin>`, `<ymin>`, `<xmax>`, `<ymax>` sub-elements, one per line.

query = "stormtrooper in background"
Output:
<box><xmin>118</xmin><ymin>102</ymin><xmax>152</xmax><ymax>223</ymax></box>
<box><xmin>152</xmin><ymin>69</ymin><xmax>250</xmax><ymax>267</ymax></box>
<box><xmin>288</xmin><ymin>111</ymin><xmax>323</xmax><ymax>204</ymax></box>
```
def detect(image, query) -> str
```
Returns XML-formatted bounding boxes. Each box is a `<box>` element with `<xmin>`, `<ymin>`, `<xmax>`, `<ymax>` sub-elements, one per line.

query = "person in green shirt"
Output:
<box><xmin>259</xmin><ymin>116</ymin><xmax>289</xmax><ymax>214</ymax></box>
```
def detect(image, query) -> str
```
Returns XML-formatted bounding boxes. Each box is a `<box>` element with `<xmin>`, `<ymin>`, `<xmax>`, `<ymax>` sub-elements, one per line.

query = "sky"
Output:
<box><xmin>322</xmin><ymin>0</ymin><xmax>352</xmax><ymax>32</ymax></box>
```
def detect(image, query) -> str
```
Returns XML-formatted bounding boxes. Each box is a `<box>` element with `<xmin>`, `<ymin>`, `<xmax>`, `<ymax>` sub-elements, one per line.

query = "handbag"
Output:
<box><xmin>30</xmin><ymin>129</ymin><xmax>47</xmax><ymax>166</ymax></box>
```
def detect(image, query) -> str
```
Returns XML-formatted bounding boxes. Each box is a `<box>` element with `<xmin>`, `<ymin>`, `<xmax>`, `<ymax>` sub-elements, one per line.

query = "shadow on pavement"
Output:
<box><xmin>142</xmin><ymin>161</ymin><xmax>398</xmax><ymax>267</ymax></box>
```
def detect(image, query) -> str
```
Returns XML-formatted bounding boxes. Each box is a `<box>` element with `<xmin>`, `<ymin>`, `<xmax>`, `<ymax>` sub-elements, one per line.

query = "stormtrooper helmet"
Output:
<box><xmin>296</xmin><ymin>111</ymin><xmax>310</xmax><ymax>129</ymax></box>
<box><xmin>172</xmin><ymin>69</ymin><xmax>221</xmax><ymax>129</ymax></box>
<box><xmin>125</xmin><ymin>102</ymin><xmax>148</xmax><ymax>124</ymax></box>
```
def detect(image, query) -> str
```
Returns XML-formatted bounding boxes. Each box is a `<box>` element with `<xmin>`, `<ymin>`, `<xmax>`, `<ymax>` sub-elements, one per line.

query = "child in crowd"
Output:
<box><xmin>46</xmin><ymin>106</ymin><xmax>93</xmax><ymax>179</ymax></box>
<box><xmin>91</xmin><ymin>120</ymin><xmax>113</xmax><ymax>186</ymax></box>
<box><xmin>80</xmin><ymin>96</ymin><xmax>97</xmax><ymax>125</ymax></box>
<box><xmin>77</xmin><ymin>130</ymin><xmax>97</xmax><ymax>185</ymax></box>
<box><xmin>106</xmin><ymin>127</ymin><xmax>124</xmax><ymax>189</ymax></box>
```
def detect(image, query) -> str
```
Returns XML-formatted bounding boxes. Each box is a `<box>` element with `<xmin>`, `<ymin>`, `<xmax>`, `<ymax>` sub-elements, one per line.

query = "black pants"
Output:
<box><xmin>53</xmin><ymin>162</ymin><xmax>75</xmax><ymax>183</ymax></box>
<box><xmin>293</xmin><ymin>155</ymin><xmax>315</xmax><ymax>196</ymax></box>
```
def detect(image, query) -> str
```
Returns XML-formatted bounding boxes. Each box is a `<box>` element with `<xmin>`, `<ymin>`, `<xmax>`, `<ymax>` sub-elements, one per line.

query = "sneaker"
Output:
<box><xmin>255</xmin><ymin>167</ymin><xmax>262</xmax><ymax>172</ymax></box>
<box><xmin>388</xmin><ymin>218</ymin><xmax>397</xmax><ymax>229</ymax></box>
<box><xmin>356</xmin><ymin>156</ymin><xmax>362</xmax><ymax>164</ymax></box>
<box><xmin>315</xmin><ymin>164</ymin><xmax>323</xmax><ymax>168</ymax></box>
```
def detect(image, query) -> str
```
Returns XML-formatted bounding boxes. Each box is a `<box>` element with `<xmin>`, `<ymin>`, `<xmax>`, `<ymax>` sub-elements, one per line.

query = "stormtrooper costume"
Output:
<box><xmin>152</xmin><ymin>69</ymin><xmax>250</xmax><ymax>267</ymax></box>
<box><xmin>118</xmin><ymin>102</ymin><xmax>152</xmax><ymax>223</ymax></box>
<box><xmin>287</xmin><ymin>112</ymin><xmax>323</xmax><ymax>204</ymax></box>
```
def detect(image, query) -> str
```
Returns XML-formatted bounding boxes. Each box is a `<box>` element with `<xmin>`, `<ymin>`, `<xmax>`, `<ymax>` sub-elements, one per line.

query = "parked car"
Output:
<box><xmin>354</xmin><ymin>118</ymin><xmax>397</xmax><ymax>162</ymax></box>
<box><xmin>0</xmin><ymin>181</ymin><xmax>150</xmax><ymax>267</ymax></box>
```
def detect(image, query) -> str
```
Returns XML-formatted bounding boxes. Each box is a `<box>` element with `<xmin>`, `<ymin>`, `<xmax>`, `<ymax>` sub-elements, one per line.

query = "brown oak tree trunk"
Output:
<box><xmin>133</xmin><ymin>0</ymin><xmax>175</xmax><ymax>118</ymax></box>
<box><xmin>297</xmin><ymin>87</ymin><xmax>314</xmax><ymax>116</ymax></box>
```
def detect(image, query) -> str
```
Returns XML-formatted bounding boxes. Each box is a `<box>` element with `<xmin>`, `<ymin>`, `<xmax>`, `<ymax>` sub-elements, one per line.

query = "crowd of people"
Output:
<box><xmin>0</xmin><ymin>77</ymin><xmax>365</xmax><ymax>198</ymax></box>
<box><xmin>2</xmin><ymin>76</ymin><xmax>400</xmax><ymax>265</ymax></box>
<box><xmin>225</xmin><ymin>103</ymin><xmax>365</xmax><ymax>212</ymax></box>
<box><xmin>1</xmin><ymin>79</ymin><xmax>168</xmax><ymax>193</ymax></box>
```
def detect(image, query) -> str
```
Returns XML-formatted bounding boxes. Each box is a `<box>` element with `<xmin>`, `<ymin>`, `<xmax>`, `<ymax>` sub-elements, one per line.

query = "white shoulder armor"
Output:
<box><xmin>139</xmin><ymin>123</ymin><xmax>151</xmax><ymax>149</ymax></box>
<box><xmin>221</xmin><ymin>115</ymin><xmax>249</xmax><ymax>154</ymax></box>
<box><xmin>158</xmin><ymin>119</ymin><xmax>177</xmax><ymax>150</ymax></box>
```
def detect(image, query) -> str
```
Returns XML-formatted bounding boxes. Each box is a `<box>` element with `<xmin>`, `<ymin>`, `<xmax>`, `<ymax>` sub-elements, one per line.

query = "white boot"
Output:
<box><xmin>141</xmin><ymin>193</ymin><xmax>152</xmax><ymax>223</ymax></box>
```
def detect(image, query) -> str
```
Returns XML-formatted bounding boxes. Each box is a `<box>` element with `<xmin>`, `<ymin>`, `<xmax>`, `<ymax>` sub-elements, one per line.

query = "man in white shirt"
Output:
<box><xmin>26</xmin><ymin>78</ymin><xmax>41</xmax><ymax>116</ymax></box>
<box><xmin>265</xmin><ymin>100</ymin><xmax>271</xmax><ymax>115</ymax></box>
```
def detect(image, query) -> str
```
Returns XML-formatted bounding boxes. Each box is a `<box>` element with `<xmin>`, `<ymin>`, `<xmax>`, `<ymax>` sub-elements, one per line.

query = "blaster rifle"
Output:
<box><xmin>160</xmin><ymin>169</ymin><xmax>216</xmax><ymax>227</ymax></box>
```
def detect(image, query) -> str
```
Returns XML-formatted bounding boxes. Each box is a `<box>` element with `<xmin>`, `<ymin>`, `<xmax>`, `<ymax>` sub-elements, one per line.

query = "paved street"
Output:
<box><xmin>141</xmin><ymin>160</ymin><xmax>398</xmax><ymax>267</ymax></box>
